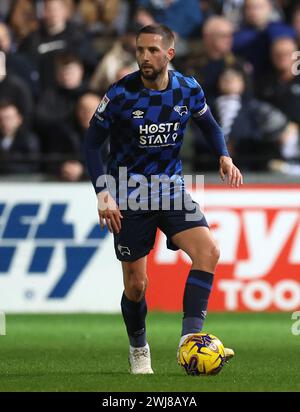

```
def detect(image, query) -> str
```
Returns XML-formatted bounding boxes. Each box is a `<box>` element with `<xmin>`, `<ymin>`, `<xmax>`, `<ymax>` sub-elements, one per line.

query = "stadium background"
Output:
<box><xmin>0</xmin><ymin>0</ymin><xmax>300</xmax><ymax>392</ymax></box>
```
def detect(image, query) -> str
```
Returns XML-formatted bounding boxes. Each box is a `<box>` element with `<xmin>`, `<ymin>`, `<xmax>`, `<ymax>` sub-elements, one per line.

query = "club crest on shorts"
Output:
<box><xmin>174</xmin><ymin>105</ymin><xmax>188</xmax><ymax>116</ymax></box>
<box><xmin>97</xmin><ymin>95</ymin><xmax>110</xmax><ymax>114</ymax></box>
<box><xmin>118</xmin><ymin>245</ymin><xmax>131</xmax><ymax>256</ymax></box>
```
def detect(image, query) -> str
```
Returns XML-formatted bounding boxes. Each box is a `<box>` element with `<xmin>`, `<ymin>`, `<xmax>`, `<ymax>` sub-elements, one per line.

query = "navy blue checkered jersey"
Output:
<box><xmin>86</xmin><ymin>70</ymin><xmax>228</xmax><ymax>202</ymax></box>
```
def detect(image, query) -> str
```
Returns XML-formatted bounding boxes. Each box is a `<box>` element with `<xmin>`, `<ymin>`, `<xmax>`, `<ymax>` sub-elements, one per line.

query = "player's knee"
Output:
<box><xmin>210</xmin><ymin>243</ymin><xmax>220</xmax><ymax>264</ymax></box>
<box><xmin>204</xmin><ymin>243</ymin><xmax>220</xmax><ymax>266</ymax></box>
<box><xmin>126</xmin><ymin>273</ymin><xmax>148</xmax><ymax>302</ymax></box>
<box><xmin>191</xmin><ymin>243</ymin><xmax>220</xmax><ymax>268</ymax></box>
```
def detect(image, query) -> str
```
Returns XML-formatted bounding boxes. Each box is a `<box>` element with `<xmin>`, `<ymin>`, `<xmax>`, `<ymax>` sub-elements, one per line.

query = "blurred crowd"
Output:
<box><xmin>1</xmin><ymin>0</ymin><xmax>300</xmax><ymax>181</ymax></box>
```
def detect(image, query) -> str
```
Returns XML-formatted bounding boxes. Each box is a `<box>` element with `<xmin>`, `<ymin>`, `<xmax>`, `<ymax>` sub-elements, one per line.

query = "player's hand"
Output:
<box><xmin>219</xmin><ymin>156</ymin><xmax>243</xmax><ymax>188</ymax></box>
<box><xmin>97</xmin><ymin>191</ymin><xmax>123</xmax><ymax>234</ymax></box>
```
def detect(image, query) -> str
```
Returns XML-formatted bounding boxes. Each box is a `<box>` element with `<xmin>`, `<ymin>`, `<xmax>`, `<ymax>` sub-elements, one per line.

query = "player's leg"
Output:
<box><xmin>171</xmin><ymin>226</ymin><xmax>235</xmax><ymax>361</ymax></box>
<box><xmin>171</xmin><ymin>226</ymin><xmax>219</xmax><ymax>340</ymax></box>
<box><xmin>121</xmin><ymin>257</ymin><xmax>154</xmax><ymax>374</ymax></box>
<box><xmin>121</xmin><ymin>256</ymin><xmax>148</xmax><ymax>348</ymax></box>
<box><xmin>113</xmin><ymin>210</ymin><xmax>158</xmax><ymax>374</ymax></box>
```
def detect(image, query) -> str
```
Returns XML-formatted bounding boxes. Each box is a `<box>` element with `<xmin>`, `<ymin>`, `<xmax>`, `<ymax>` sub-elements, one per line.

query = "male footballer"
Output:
<box><xmin>85</xmin><ymin>24</ymin><xmax>243</xmax><ymax>374</ymax></box>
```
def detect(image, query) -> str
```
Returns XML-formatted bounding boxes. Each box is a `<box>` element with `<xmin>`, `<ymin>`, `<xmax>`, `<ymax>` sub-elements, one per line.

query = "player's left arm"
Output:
<box><xmin>190</xmin><ymin>81</ymin><xmax>243</xmax><ymax>188</ymax></box>
<box><xmin>218</xmin><ymin>155</ymin><xmax>243</xmax><ymax>188</ymax></box>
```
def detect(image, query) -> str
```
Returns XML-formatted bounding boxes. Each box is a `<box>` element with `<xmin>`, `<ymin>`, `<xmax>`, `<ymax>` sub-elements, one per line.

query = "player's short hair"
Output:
<box><xmin>136</xmin><ymin>24</ymin><xmax>175</xmax><ymax>48</ymax></box>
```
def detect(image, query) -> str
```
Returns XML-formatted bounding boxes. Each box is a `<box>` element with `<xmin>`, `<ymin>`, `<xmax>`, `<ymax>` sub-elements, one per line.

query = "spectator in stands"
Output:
<box><xmin>0</xmin><ymin>100</ymin><xmax>39</xmax><ymax>173</ymax></box>
<box><xmin>60</xmin><ymin>91</ymin><xmax>103</xmax><ymax>181</ymax></box>
<box><xmin>233</xmin><ymin>0</ymin><xmax>296</xmax><ymax>78</ymax></box>
<box><xmin>291</xmin><ymin>4</ymin><xmax>300</xmax><ymax>47</ymax></box>
<box><xmin>135</xmin><ymin>0</ymin><xmax>203</xmax><ymax>39</ymax></box>
<box><xmin>182</xmin><ymin>16</ymin><xmax>252</xmax><ymax>105</ymax></box>
<box><xmin>114</xmin><ymin>65</ymin><xmax>137</xmax><ymax>82</ymax></box>
<box><xmin>210</xmin><ymin>67</ymin><xmax>299</xmax><ymax>169</ymax></box>
<box><xmin>19</xmin><ymin>0</ymin><xmax>96</xmax><ymax>90</ymax></box>
<box><xmin>6</xmin><ymin>0</ymin><xmax>39</xmax><ymax>46</ymax></box>
<box><xmin>192</xmin><ymin>65</ymin><xmax>298</xmax><ymax>171</ymax></box>
<box><xmin>89</xmin><ymin>24</ymin><xmax>139</xmax><ymax>92</ymax></box>
<box><xmin>256</xmin><ymin>35</ymin><xmax>300</xmax><ymax>169</ymax></box>
<box><xmin>74</xmin><ymin>92</ymin><xmax>101</xmax><ymax>143</ymax></box>
<box><xmin>0</xmin><ymin>0</ymin><xmax>10</xmax><ymax>20</ymax></box>
<box><xmin>205</xmin><ymin>0</ymin><xmax>245</xmax><ymax>28</ymax></box>
<box><xmin>278</xmin><ymin>0</ymin><xmax>300</xmax><ymax>22</ymax></box>
<box><xmin>0</xmin><ymin>22</ymin><xmax>39</xmax><ymax>95</ymax></box>
<box><xmin>76</xmin><ymin>0</ymin><xmax>129</xmax><ymax>35</ymax></box>
<box><xmin>0</xmin><ymin>70</ymin><xmax>33</xmax><ymax>124</ymax></box>
<box><xmin>257</xmin><ymin>36</ymin><xmax>300</xmax><ymax>127</ymax></box>
<box><xmin>134</xmin><ymin>5</ymin><xmax>155</xmax><ymax>27</ymax></box>
<box><xmin>34</xmin><ymin>52</ymin><xmax>87</xmax><ymax>158</ymax></box>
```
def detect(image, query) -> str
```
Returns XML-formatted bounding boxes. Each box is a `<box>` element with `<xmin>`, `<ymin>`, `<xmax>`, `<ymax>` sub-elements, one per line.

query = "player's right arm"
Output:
<box><xmin>97</xmin><ymin>190</ymin><xmax>123</xmax><ymax>234</ymax></box>
<box><xmin>84</xmin><ymin>87</ymin><xmax>123</xmax><ymax>234</ymax></box>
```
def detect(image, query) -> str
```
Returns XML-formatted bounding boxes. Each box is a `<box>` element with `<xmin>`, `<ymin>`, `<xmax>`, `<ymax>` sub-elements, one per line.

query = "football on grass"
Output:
<box><xmin>178</xmin><ymin>333</ymin><xmax>226</xmax><ymax>376</ymax></box>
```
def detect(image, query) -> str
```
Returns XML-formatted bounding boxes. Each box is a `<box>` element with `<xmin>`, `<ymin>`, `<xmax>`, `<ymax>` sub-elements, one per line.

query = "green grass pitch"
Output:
<box><xmin>0</xmin><ymin>312</ymin><xmax>299</xmax><ymax>392</ymax></box>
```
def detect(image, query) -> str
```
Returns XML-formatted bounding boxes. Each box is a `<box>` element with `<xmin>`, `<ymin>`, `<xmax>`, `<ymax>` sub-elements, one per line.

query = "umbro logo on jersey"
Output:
<box><xmin>174</xmin><ymin>106</ymin><xmax>188</xmax><ymax>116</ymax></box>
<box><xmin>132</xmin><ymin>110</ymin><xmax>144</xmax><ymax>119</ymax></box>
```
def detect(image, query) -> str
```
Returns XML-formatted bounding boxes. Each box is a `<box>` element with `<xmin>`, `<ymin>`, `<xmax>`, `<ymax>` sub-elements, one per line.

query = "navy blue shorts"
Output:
<box><xmin>113</xmin><ymin>194</ymin><xmax>209</xmax><ymax>262</ymax></box>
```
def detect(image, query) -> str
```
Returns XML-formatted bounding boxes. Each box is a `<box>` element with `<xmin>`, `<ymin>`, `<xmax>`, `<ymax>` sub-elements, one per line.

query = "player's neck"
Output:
<box><xmin>141</xmin><ymin>70</ymin><xmax>169</xmax><ymax>91</ymax></box>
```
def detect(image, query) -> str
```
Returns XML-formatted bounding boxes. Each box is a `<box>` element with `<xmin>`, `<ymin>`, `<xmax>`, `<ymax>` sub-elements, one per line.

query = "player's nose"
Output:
<box><xmin>143</xmin><ymin>49</ymin><xmax>151</xmax><ymax>61</ymax></box>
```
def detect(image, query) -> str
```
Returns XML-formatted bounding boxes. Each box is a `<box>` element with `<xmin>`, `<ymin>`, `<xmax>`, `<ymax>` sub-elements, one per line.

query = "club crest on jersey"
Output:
<box><xmin>174</xmin><ymin>105</ymin><xmax>188</xmax><ymax>116</ymax></box>
<box><xmin>132</xmin><ymin>110</ymin><xmax>144</xmax><ymax>119</ymax></box>
<box><xmin>97</xmin><ymin>95</ymin><xmax>110</xmax><ymax>113</ymax></box>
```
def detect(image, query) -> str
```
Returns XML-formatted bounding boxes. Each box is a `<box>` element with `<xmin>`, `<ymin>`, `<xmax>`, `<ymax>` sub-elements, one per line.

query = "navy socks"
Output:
<box><xmin>181</xmin><ymin>269</ymin><xmax>214</xmax><ymax>336</ymax></box>
<box><xmin>121</xmin><ymin>269</ymin><xmax>213</xmax><ymax>344</ymax></box>
<box><xmin>121</xmin><ymin>292</ymin><xmax>147</xmax><ymax>347</ymax></box>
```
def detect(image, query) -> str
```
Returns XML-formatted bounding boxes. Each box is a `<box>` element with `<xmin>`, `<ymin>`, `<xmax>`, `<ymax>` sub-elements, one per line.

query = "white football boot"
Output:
<box><xmin>129</xmin><ymin>343</ymin><xmax>154</xmax><ymax>374</ymax></box>
<box><xmin>224</xmin><ymin>347</ymin><xmax>235</xmax><ymax>362</ymax></box>
<box><xmin>177</xmin><ymin>333</ymin><xmax>193</xmax><ymax>364</ymax></box>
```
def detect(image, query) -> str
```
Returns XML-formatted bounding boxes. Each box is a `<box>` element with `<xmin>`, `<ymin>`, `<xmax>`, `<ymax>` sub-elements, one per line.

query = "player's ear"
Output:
<box><xmin>167</xmin><ymin>47</ymin><xmax>175</xmax><ymax>62</ymax></box>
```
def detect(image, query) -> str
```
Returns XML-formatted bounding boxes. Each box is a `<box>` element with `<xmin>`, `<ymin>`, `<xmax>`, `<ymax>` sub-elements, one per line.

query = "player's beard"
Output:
<box><xmin>140</xmin><ymin>65</ymin><xmax>164</xmax><ymax>81</ymax></box>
